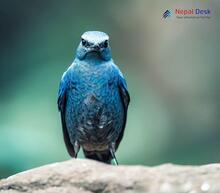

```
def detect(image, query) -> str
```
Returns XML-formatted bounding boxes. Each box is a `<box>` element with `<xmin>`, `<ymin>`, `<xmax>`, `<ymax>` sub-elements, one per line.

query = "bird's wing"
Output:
<box><xmin>57</xmin><ymin>70</ymin><xmax>76</xmax><ymax>157</ymax></box>
<box><xmin>116</xmin><ymin>70</ymin><xmax>130</xmax><ymax>150</ymax></box>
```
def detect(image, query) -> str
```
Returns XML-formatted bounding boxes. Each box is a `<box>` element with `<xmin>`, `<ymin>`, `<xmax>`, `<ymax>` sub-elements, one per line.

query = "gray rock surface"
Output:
<box><xmin>0</xmin><ymin>159</ymin><xmax>220</xmax><ymax>193</ymax></box>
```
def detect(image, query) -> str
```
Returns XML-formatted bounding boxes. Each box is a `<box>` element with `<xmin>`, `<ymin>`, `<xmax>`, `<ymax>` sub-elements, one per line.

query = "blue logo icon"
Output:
<box><xmin>163</xmin><ymin>10</ymin><xmax>172</xmax><ymax>18</ymax></box>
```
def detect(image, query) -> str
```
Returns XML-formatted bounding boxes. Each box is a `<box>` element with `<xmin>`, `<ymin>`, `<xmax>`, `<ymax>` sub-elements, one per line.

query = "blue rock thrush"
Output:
<box><xmin>57</xmin><ymin>31</ymin><xmax>130</xmax><ymax>164</ymax></box>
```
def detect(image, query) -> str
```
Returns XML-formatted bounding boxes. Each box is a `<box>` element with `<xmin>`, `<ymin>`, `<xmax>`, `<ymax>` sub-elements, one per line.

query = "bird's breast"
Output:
<box><xmin>65</xmin><ymin>63</ymin><xmax>124</xmax><ymax>150</ymax></box>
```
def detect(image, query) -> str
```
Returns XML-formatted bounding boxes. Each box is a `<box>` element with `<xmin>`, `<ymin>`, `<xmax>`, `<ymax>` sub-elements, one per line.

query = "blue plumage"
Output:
<box><xmin>58</xmin><ymin>31</ymin><xmax>130</xmax><ymax>164</ymax></box>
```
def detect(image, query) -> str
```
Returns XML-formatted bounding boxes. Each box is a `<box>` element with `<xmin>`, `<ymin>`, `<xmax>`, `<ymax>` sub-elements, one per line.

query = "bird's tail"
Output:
<box><xmin>83</xmin><ymin>149</ymin><xmax>112</xmax><ymax>164</ymax></box>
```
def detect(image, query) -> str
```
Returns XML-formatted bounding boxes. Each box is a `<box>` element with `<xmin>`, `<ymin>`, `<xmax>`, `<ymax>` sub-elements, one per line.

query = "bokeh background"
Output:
<box><xmin>0</xmin><ymin>0</ymin><xmax>220</xmax><ymax>178</ymax></box>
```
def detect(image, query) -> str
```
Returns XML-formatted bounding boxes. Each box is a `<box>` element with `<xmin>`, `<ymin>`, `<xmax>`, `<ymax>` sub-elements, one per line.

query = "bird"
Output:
<box><xmin>57</xmin><ymin>31</ymin><xmax>130</xmax><ymax>164</ymax></box>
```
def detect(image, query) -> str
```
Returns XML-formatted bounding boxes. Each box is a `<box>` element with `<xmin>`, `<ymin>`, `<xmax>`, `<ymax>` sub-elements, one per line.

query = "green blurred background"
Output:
<box><xmin>0</xmin><ymin>0</ymin><xmax>220</xmax><ymax>179</ymax></box>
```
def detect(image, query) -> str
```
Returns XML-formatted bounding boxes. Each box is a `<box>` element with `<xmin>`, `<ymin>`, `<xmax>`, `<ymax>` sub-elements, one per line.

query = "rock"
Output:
<box><xmin>1</xmin><ymin>159</ymin><xmax>220</xmax><ymax>193</ymax></box>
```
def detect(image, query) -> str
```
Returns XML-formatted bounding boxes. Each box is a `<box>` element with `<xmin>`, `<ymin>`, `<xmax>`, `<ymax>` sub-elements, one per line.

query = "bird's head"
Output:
<box><xmin>76</xmin><ymin>31</ymin><xmax>112</xmax><ymax>61</ymax></box>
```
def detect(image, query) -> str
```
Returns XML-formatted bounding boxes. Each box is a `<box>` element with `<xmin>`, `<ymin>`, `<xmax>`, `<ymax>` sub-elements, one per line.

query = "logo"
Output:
<box><xmin>175</xmin><ymin>8</ymin><xmax>211</xmax><ymax>19</ymax></box>
<box><xmin>162</xmin><ymin>10</ymin><xmax>172</xmax><ymax>19</ymax></box>
<box><xmin>162</xmin><ymin>8</ymin><xmax>211</xmax><ymax>19</ymax></box>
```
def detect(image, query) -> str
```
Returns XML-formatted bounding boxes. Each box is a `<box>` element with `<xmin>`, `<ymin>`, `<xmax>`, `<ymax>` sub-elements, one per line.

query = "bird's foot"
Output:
<box><xmin>109</xmin><ymin>143</ymin><xmax>118</xmax><ymax>165</ymax></box>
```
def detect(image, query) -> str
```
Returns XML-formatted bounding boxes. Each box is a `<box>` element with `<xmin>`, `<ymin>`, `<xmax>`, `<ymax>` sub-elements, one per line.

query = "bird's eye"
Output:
<box><xmin>81</xmin><ymin>38</ymin><xmax>87</xmax><ymax>46</ymax></box>
<box><xmin>103</xmin><ymin>40</ymin><xmax>108</xmax><ymax>48</ymax></box>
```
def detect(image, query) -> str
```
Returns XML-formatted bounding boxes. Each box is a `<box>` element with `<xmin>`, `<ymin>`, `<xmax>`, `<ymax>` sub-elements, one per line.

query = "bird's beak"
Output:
<box><xmin>91</xmin><ymin>44</ymin><xmax>100</xmax><ymax>52</ymax></box>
